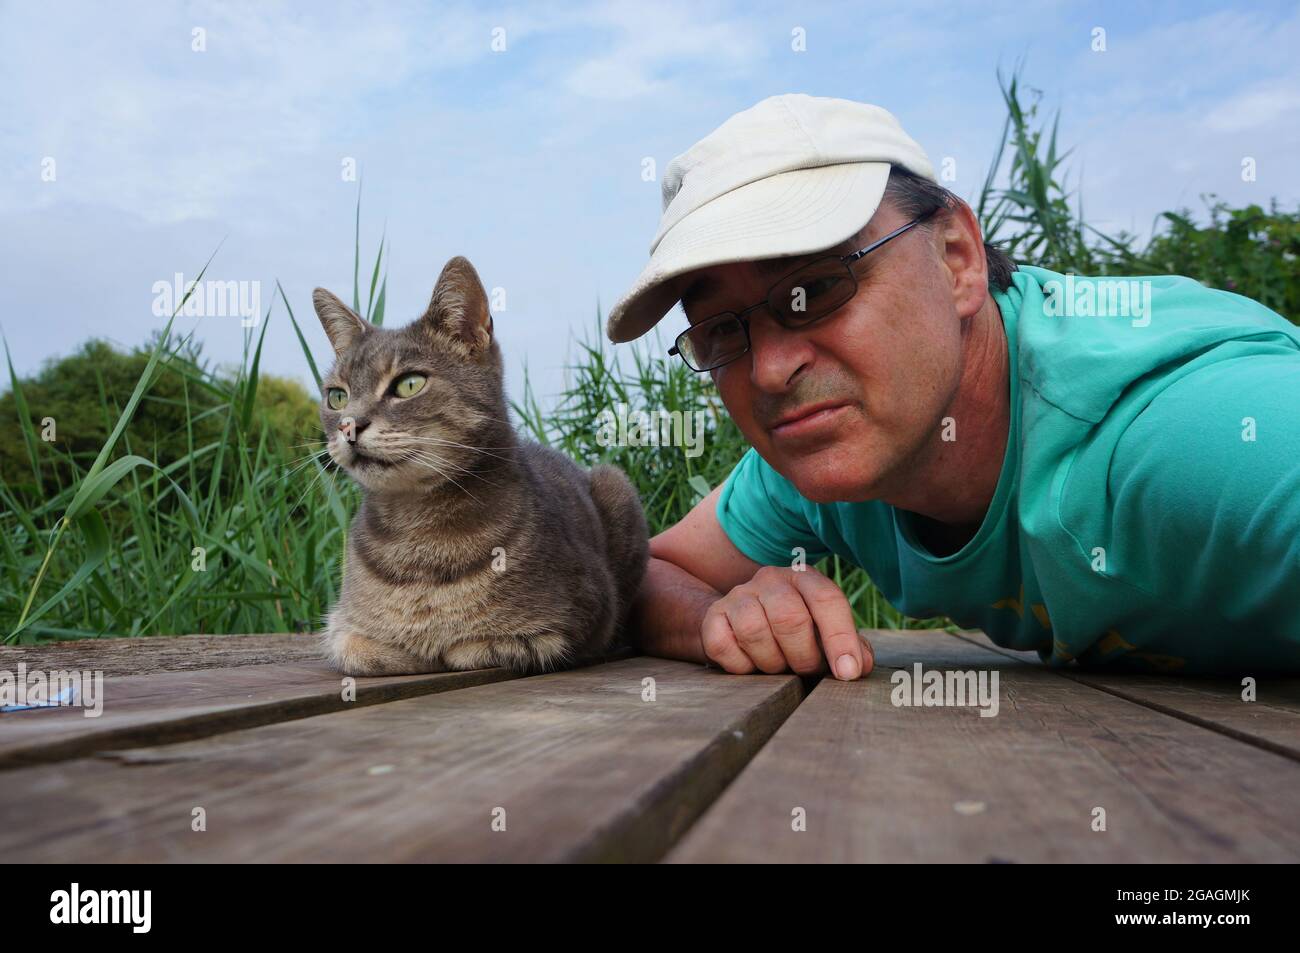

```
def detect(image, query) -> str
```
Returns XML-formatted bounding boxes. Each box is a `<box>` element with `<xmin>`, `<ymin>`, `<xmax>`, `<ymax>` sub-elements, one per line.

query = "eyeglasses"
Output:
<box><xmin>668</xmin><ymin>207</ymin><xmax>939</xmax><ymax>372</ymax></box>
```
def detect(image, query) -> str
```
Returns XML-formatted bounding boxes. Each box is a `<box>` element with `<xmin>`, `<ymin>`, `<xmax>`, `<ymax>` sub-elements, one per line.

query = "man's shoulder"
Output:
<box><xmin>1003</xmin><ymin>265</ymin><xmax>1300</xmax><ymax>426</ymax></box>
<box><xmin>1108</xmin><ymin>350</ymin><xmax>1300</xmax><ymax>501</ymax></box>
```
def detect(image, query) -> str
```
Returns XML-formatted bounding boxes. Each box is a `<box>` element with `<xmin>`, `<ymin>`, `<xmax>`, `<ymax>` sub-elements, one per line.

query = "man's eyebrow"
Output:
<box><xmin>680</xmin><ymin>274</ymin><xmax>720</xmax><ymax>310</ymax></box>
<box><xmin>682</xmin><ymin>255</ymin><xmax>814</xmax><ymax>304</ymax></box>
<box><xmin>754</xmin><ymin>254</ymin><xmax>809</xmax><ymax>277</ymax></box>
<box><xmin>679</xmin><ymin>241</ymin><xmax>863</xmax><ymax>310</ymax></box>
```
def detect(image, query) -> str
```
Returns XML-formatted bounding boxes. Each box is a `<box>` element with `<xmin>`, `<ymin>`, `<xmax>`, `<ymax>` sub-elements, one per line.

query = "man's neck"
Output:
<box><xmin>883</xmin><ymin>296</ymin><xmax>1010</xmax><ymax>533</ymax></box>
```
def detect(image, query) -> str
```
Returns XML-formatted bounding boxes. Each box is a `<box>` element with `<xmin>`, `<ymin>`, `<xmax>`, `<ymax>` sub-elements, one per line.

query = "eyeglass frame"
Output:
<box><xmin>668</xmin><ymin>205</ymin><xmax>941</xmax><ymax>372</ymax></box>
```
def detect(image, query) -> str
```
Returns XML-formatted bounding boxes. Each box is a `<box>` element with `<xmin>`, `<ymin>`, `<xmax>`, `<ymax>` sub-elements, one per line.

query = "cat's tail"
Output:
<box><xmin>588</xmin><ymin>463</ymin><xmax>650</xmax><ymax>632</ymax></box>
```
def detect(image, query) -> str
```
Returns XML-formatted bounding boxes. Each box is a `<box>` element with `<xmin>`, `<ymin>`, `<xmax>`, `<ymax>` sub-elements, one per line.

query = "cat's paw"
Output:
<box><xmin>327</xmin><ymin>630</ymin><xmax>445</xmax><ymax>676</ymax></box>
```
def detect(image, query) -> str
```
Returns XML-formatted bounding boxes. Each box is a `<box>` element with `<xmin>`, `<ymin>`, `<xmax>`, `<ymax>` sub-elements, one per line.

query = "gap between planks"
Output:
<box><xmin>0</xmin><ymin>658</ymin><xmax>805</xmax><ymax>862</ymax></box>
<box><xmin>0</xmin><ymin>661</ymin><xmax>519</xmax><ymax>770</ymax></box>
<box><xmin>948</xmin><ymin>630</ymin><xmax>1300</xmax><ymax>764</ymax></box>
<box><xmin>0</xmin><ymin>637</ymin><xmax>639</xmax><ymax>770</ymax></box>
<box><xmin>668</xmin><ymin>628</ymin><xmax>1300</xmax><ymax>862</ymax></box>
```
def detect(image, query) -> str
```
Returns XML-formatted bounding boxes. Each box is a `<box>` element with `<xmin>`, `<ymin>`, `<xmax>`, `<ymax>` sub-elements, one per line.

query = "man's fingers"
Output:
<box><xmin>791</xmin><ymin>570</ymin><xmax>864</xmax><ymax>679</ymax></box>
<box><xmin>700</xmin><ymin>606</ymin><xmax>756</xmax><ymax>674</ymax></box>
<box><xmin>724</xmin><ymin>595</ymin><xmax>788</xmax><ymax>673</ymax></box>
<box><xmin>750</xmin><ymin>583</ymin><xmax>823</xmax><ymax>674</ymax></box>
<box><xmin>858</xmin><ymin>631</ymin><xmax>875</xmax><ymax>676</ymax></box>
<box><xmin>702</xmin><ymin>568</ymin><xmax>867</xmax><ymax>679</ymax></box>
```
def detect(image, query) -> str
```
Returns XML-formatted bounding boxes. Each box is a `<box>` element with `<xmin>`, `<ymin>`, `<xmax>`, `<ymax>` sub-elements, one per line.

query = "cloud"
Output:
<box><xmin>1202</xmin><ymin>86</ymin><xmax>1300</xmax><ymax>133</ymax></box>
<box><xmin>563</xmin><ymin>0</ymin><xmax>765</xmax><ymax>100</ymax></box>
<box><xmin>0</xmin><ymin>1</ymin><xmax>550</xmax><ymax>224</ymax></box>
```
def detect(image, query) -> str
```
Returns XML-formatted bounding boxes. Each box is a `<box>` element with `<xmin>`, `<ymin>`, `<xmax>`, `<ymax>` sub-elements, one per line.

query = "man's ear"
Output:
<box><xmin>421</xmin><ymin>256</ymin><xmax>493</xmax><ymax>354</ymax></box>
<box><xmin>312</xmin><ymin>288</ymin><xmax>370</xmax><ymax>356</ymax></box>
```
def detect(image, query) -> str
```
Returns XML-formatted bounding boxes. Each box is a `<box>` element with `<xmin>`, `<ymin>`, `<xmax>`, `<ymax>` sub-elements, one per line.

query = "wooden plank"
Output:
<box><xmin>0</xmin><ymin>658</ymin><xmax>802</xmax><ymax>862</ymax></box>
<box><xmin>669</xmin><ymin>629</ymin><xmax>1300</xmax><ymax>862</ymax></box>
<box><xmin>0</xmin><ymin>633</ymin><xmax>323</xmax><ymax>677</ymax></box>
<box><xmin>952</xmin><ymin>630</ymin><xmax>1300</xmax><ymax>762</ymax></box>
<box><xmin>862</xmin><ymin>627</ymin><xmax>1043</xmax><ymax>668</ymax></box>
<box><xmin>0</xmin><ymin>660</ymin><xmax>518</xmax><ymax>770</ymax></box>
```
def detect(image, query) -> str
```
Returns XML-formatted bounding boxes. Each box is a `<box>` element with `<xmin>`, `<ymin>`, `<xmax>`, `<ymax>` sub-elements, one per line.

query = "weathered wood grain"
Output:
<box><xmin>0</xmin><ymin>633</ymin><xmax>323</xmax><ymax>677</ymax></box>
<box><xmin>0</xmin><ymin>657</ymin><xmax>802</xmax><ymax>862</ymax></box>
<box><xmin>669</xmin><ymin>630</ymin><xmax>1300</xmax><ymax>863</ymax></box>
<box><xmin>0</xmin><ymin>660</ymin><xmax>518</xmax><ymax>770</ymax></box>
<box><xmin>952</xmin><ymin>630</ymin><xmax>1300</xmax><ymax>762</ymax></box>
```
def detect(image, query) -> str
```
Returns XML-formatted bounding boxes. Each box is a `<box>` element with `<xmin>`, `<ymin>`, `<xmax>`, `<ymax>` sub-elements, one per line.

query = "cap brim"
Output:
<box><xmin>606</xmin><ymin>161</ymin><xmax>891</xmax><ymax>343</ymax></box>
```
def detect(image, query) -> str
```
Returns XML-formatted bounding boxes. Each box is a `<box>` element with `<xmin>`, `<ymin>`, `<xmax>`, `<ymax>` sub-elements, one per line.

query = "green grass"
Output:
<box><xmin>1</xmin><ymin>267</ymin><xmax>360</xmax><ymax>644</ymax></box>
<box><xmin>2</xmin><ymin>71</ymin><xmax>1296</xmax><ymax>643</ymax></box>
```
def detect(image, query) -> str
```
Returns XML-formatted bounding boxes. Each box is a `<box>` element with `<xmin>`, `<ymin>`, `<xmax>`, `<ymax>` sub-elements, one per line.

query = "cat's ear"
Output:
<box><xmin>421</xmin><ymin>256</ymin><xmax>493</xmax><ymax>354</ymax></box>
<box><xmin>312</xmin><ymin>288</ymin><xmax>370</xmax><ymax>356</ymax></box>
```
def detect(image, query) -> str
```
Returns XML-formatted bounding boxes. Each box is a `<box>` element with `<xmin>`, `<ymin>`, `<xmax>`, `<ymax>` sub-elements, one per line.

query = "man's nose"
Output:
<box><xmin>746</xmin><ymin>311</ymin><xmax>812</xmax><ymax>390</ymax></box>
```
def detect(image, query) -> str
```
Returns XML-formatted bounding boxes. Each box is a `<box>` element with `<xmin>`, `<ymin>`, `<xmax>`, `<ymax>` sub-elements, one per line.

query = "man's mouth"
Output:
<box><xmin>768</xmin><ymin>400</ymin><xmax>854</xmax><ymax>438</ymax></box>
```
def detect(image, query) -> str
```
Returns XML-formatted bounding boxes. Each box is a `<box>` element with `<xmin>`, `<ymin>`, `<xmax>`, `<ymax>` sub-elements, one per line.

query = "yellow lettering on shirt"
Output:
<box><xmin>991</xmin><ymin>583</ymin><xmax>1052</xmax><ymax>631</ymax></box>
<box><xmin>1097</xmin><ymin>628</ymin><xmax>1136</xmax><ymax>655</ymax></box>
<box><xmin>992</xmin><ymin>584</ymin><xmax>1025</xmax><ymax>618</ymax></box>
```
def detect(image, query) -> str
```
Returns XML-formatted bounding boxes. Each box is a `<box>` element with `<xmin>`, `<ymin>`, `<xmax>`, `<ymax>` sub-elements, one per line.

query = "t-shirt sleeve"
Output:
<box><xmin>1108</xmin><ymin>349</ymin><xmax>1300</xmax><ymax>631</ymax></box>
<box><xmin>714</xmin><ymin>447</ymin><xmax>834</xmax><ymax>566</ymax></box>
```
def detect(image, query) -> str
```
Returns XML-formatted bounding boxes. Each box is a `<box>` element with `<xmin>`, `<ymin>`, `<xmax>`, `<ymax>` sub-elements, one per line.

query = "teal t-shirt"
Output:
<box><xmin>716</xmin><ymin>265</ymin><xmax>1300</xmax><ymax>674</ymax></box>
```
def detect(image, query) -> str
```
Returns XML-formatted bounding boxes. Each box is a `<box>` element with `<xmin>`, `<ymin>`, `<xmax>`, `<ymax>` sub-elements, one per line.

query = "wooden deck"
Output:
<box><xmin>1</xmin><ymin>628</ymin><xmax>1297</xmax><ymax>863</ymax></box>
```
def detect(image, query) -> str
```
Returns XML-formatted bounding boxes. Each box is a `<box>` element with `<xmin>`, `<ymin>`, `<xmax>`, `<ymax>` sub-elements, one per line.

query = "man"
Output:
<box><xmin>606</xmin><ymin>93</ymin><xmax>1300</xmax><ymax>678</ymax></box>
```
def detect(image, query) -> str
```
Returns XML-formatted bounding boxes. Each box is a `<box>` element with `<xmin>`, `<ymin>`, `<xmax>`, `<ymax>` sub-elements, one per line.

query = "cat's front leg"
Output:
<box><xmin>326</xmin><ymin>628</ymin><xmax>446</xmax><ymax>676</ymax></box>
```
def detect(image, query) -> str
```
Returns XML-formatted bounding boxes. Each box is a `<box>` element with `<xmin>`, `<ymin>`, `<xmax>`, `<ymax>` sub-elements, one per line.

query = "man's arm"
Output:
<box><xmin>629</xmin><ymin>486</ymin><xmax>873</xmax><ymax>679</ymax></box>
<box><xmin>629</xmin><ymin>486</ymin><xmax>760</xmax><ymax>665</ymax></box>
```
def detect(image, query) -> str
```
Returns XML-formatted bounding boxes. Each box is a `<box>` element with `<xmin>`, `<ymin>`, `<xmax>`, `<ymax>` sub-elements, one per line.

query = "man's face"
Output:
<box><xmin>675</xmin><ymin>203</ymin><xmax>970</xmax><ymax>504</ymax></box>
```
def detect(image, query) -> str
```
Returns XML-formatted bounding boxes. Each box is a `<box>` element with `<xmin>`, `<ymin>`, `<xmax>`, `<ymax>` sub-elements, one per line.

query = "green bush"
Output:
<box><xmin>1143</xmin><ymin>200</ymin><xmax>1300</xmax><ymax>322</ymax></box>
<box><xmin>0</xmin><ymin>338</ymin><xmax>317</xmax><ymax>503</ymax></box>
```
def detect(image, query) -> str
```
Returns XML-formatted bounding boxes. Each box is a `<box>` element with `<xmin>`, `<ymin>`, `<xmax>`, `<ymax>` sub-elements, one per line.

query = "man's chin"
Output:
<box><xmin>793</xmin><ymin>477</ymin><xmax>878</xmax><ymax>505</ymax></box>
<box><xmin>776</xmin><ymin>454</ymin><xmax>885</xmax><ymax>504</ymax></box>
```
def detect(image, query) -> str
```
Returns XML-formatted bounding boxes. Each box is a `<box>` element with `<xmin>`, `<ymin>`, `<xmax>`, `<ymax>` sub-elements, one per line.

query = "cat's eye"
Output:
<box><xmin>393</xmin><ymin>373</ymin><xmax>427</xmax><ymax>399</ymax></box>
<box><xmin>326</xmin><ymin>387</ymin><xmax>349</xmax><ymax>410</ymax></box>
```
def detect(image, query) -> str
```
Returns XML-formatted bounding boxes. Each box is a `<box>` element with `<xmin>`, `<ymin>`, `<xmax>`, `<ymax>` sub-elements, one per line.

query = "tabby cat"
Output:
<box><xmin>312</xmin><ymin>256</ymin><xmax>649</xmax><ymax>676</ymax></box>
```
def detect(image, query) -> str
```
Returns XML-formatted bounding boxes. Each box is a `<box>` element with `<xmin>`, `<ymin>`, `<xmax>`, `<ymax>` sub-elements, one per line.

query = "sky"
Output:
<box><xmin>3</xmin><ymin>0</ymin><xmax>1298</xmax><ymax>408</ymax></box>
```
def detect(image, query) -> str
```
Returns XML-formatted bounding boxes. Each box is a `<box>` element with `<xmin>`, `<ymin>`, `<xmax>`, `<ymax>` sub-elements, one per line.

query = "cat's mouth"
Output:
<box><xmin>344</xmin><ymin>445</ymin><xmax>395</xmax><ymax>468</ymax></box>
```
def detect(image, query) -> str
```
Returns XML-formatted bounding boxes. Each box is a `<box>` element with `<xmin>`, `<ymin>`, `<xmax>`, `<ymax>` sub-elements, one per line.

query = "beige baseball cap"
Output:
<box><xmin>606</xmin><ymin>93</ymin><xmax>936</xmax><ymax>343</ymax></box>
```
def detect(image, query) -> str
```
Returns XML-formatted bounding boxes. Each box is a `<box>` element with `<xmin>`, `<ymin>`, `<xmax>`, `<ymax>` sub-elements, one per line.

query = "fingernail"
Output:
<box><xmin>835</xmin><ymin>654</ymin><xmax>859</xmax><ymax>680</ymax></box>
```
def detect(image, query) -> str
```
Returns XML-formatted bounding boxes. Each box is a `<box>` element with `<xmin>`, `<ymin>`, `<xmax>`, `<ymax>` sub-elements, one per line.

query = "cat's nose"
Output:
<box><xmin>339</xmin><ymin>416</ymin><xmax>370</xmax><ymax>436</ymax></box>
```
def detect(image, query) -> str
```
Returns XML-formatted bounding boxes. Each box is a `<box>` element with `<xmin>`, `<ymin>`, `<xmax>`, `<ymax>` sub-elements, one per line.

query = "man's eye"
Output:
<box><xmin>798</xmin><ymin>277</ymin><xmax>841</xmax><ymax>301</ymax></box>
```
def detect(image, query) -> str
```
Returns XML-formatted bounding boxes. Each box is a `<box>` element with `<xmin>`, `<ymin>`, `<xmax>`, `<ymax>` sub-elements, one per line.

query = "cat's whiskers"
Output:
<box><xmin>283</xmin><ymin>454</ymin><xmax>321</xmax><ymax>476</ymax></box>
<box><xmin>396</xmin><ymin>449</ymin><xmax>485</xmax><ymax>504</ymax></box>
<box><xmin>456</xmin><ymin>407</ymin><xmax>516</xmax><ymax>428</ymax></box>
<box><xmin>326</xmin><ymin>462</ymin><xmax>343</xmax><ymax>503</ymax></box>
<box><xmin>401</xmin><ymin>448</ymin><xmax>501</xmax><ymax>489</ymax></box>
<box><xmin>380</xmin><ymin>431</ymin><xmax>516</xmax><ymax>458</ymax></box>
<box><xmin>401</xmin><ymin>434</ymin><xmax>516</xmax><ymax>450</ymax></box>
<box><xmin>398</xmin><ymin>436</ymin><xmax>515</xmax><ymax>464</ymax></box>
<box><xmin>394</xmin><ymin>444</ymin><xmax>505</xmax><ymax>487</ymax></box>
<box><xmin>283</xmin><ymin>449</ymin><xmax>332</xmax><ymax>481</ymax></box>
<box><xmin>292</xmin><ymin>455</ymin><xmax>334</xmax><ymax>510</ymax></box>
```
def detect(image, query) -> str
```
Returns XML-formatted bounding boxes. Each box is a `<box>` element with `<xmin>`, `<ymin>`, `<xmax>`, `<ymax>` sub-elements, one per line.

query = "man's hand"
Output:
<box><xmin>700</xmin><ymin>565</ymin><xmax>874</xmax><ymax>679</ymax></box>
